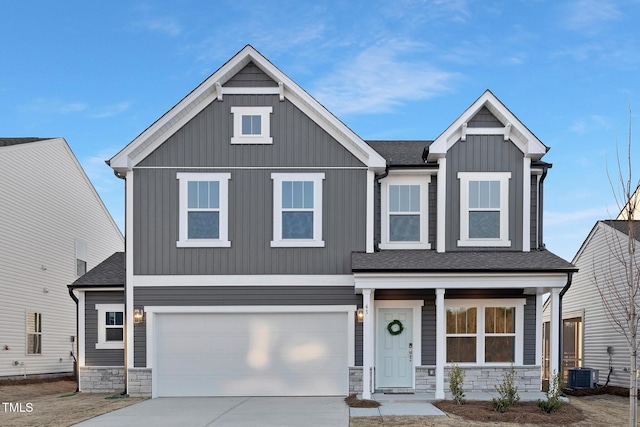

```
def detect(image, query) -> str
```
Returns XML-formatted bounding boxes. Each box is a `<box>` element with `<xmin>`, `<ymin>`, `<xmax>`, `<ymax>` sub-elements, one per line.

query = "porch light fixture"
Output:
<box><xmin>356</xmin><ymin>308</ymin><xmax>364</xmax><ymax>323</ymax></box>
<box><xmin>133</xmin><ymin>308</ymin><xmax>145</xmax><ymax>324</ymax></box>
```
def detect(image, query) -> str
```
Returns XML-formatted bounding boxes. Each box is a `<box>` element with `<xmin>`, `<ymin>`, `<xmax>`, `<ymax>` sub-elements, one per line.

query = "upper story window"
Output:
<box><xmin>458</xmin><ymin>172</ymin><xmax>511</xmax><ymax>247</ymax></box>
<box><xmin>95</xmin><ymin>304</ymin><xmax>124</xmax><ymax>350</ymax></box>
<box><xmin>380</xmin><ymin>175</ymin><xmax>430</xmax><ymax>249</ymax></box>
<box><xmin>26</xmin><ymin>312</ymin><xmax>42</xmax><ymax>355</ymax></box>
<box><xmin>231</xmin><ymin>106</ymin><xmax>273</xmax><ymax>144</ymax></box>
<box><xmin>177</xmin><ymin>172</ymin><xmax>231</xmax><ymax>248</ymax></box>
<box><xmin>271</xmin><ymin>173</ymin><xmax>324</xmax><ymax>247</ymax></box>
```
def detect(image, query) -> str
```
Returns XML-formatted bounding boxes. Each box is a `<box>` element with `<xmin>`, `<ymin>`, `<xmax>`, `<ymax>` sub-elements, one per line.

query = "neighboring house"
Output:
<box><xmin>0</xmin><ymin>137</ymin><xmax>124</xmax><ymax>379</ymax></box>
<box><xmin>543</xmin><ymin>219</ymin><xmax>640</xmax><ymax>387</ymax></box>
<box><xmin>74</xmin><ymin>45</ymin><xmax>576</xmax><ymax>398</ymax></box>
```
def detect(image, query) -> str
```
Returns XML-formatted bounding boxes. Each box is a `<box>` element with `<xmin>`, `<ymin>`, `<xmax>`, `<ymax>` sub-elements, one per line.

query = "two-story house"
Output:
<box><xmin>73</xmin><ymin>45</ymin><xmax>576</xmax><ymax>398</ymax></box>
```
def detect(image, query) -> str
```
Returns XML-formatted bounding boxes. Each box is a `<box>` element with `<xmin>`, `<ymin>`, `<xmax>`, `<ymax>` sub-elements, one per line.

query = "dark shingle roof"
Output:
<box><xmin>352</xmin><ymin>249</ymin><xmax>576</xmax><ymax>272</ymax></box>
<box><xmin>69</xmin><ymin>252</ymin><xmax>124</xmax><ymax>288</ymax></box>
<box><xmin>366</xmin><ymin>140</ymin><xmax>433</xmax><ymax>166</ymax></box>
<box><xmin>602</xmin><ymin>220</ymin><xmax>640</xmax><ymax>241</ymax></box>
<box><xmin>0</xmin><ymin>137</ymin><xmax>53</xmax><ymax>147</ymax></box>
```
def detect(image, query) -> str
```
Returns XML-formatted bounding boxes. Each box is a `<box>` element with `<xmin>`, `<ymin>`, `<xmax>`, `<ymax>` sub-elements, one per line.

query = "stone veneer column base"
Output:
<box><xmin>79</xmin><ymin>367</ymin><xmax>125</xmax><ymax>393</ymax></box>
<box><xmin>349</xmin><ymin>367</ymin><xmax>363</xmax><ymax>394</ymax></box>
<box><xmin>128</xmin><ymin>368</ymin><xmax>152</xmax><ymax>397</ymax></box>
<box><xmin>444</xmin><ymin>366</ymin><xmax>542</xmax><ymax>393</ymax></box>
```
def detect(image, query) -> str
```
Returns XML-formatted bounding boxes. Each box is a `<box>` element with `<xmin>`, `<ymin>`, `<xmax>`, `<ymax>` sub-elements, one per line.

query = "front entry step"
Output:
<box><xmin>376</xmin><ymin>388</ymin><xmax>415</xmax><ymax>394</ymax></box>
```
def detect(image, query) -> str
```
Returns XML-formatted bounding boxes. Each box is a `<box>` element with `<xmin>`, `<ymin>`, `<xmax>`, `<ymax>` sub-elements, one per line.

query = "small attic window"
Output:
<box><xmin>231</xmin><ymin>106</ymin><xmax>273</xmax><ymax>144</ymax></box>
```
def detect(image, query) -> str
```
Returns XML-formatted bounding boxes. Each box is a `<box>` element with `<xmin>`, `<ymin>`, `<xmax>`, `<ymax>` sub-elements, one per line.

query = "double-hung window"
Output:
<box><xmin>380</xmin><ymin>175</ymin><xmax>430</xmax><ymax>249</ymax></box>
<box><xmin>445</xmin><ymin>299</ymin><xmax>524</xmax><ymax>365</ymax></box>
<box><xmin>458</xmin><ymin>172</ymin><xmax>511</xmax><ymax>247</ymax></box>
<box><xmin>177</xmin><ymin>173</ymin><xmax>231</xmax><ymax>247</ymax></box>
<box><xmin>26</xmin><ymin>312</ymin><xmax>42</xmax><ymax>355</ymax></box>
<box><xmin>95</xmin><ymin>304</ymin><xmax>124</xmax><ymax>350</ymax></box>
<box><xmin>230</xmin><ymin>106</ymin><xmax>273</xmax><ymax>144</ymax></box>
<box><xmin>271</xmin><ymin>173</ymin><xmax>324</xmax><ymax>247</ymax></box>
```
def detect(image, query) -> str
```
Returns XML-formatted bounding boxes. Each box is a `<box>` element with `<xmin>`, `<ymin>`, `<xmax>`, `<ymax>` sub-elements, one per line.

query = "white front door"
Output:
<box><xmin>376</xmin><ymin>308</ymin><xmax>413</xmax><ymax>388</ymax></box>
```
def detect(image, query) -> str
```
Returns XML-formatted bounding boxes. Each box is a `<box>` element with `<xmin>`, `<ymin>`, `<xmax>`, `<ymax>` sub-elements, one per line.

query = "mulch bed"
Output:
<box><xmin>0</xmin><ymin>375</ymin><xmax>76</xmax><ymax>386</ymax></box>
<box><xmin>433</xmin><ymin>400</ymin><xmax>586</xmax><ymax>425</ymax></box>
<box><xmin>563</xmin><ymin>385</ymin><xmax>630</xmax><ymax>397</ymax></box>
<box><xmin>345</xmin><ymin>394</ymin><xmax>381</xmax><ymax>408</ymax></box>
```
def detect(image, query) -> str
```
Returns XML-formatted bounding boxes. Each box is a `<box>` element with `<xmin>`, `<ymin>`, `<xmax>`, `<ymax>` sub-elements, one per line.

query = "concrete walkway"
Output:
<box><xmin>74</xmin><ymin>396</ymin><xmax>349</xmax><ymax>427</ymax></box>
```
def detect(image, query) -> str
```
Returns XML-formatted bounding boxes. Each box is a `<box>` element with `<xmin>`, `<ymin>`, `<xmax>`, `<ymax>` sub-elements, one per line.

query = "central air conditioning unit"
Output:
<box><xmin>567</xmin><ymin>368</ymin><xmax>598</xmax><ymax>388</ymax></box>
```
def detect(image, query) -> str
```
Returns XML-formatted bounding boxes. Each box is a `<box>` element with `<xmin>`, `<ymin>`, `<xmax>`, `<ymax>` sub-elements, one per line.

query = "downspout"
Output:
<box><xmin>373</xmin><ymin>164</ymin><xmax>389</xmax><ymax>251</ymax></box>
<box><xmin>538</xmin><ymin>166</ymin><xmax>549</xmax><ymax>249</ymax></box>
<box><xmin>67</xmin><ymin>287</ymin><xmax>80</xmax><ymax>393</ymax></box>
<box><xmin>113</xmin><ymin>169</ymin><xmax>128</xmax><ymax>395</ymax></box>
<box><xmin>558</xmin><ymin>272</ymin><xmax>574</xmax><ymax>379</ymax></box>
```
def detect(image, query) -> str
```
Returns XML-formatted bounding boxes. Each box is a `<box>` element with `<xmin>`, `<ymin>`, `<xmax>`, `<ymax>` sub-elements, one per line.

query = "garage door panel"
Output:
<box><xmin>154</xmin><ymin>312</ymin><xmax>348</xmax><ymax>397</ymax></box>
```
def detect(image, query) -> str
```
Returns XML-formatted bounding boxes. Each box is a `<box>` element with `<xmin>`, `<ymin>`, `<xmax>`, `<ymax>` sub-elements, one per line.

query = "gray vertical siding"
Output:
<box><xmin>429</xmin><ymin>176</ymin><xmax>437</xmax><ymax>248</ymax></box>
<box><xmin>422</xmin><ymin>296</ymin><xmax>436</xmax><ymax>365</ymax></box>
<box><xmin>467</xmin><ymin>106</ymin><xmax>503</xmax><ymax>127</ymax></box>
<box><xmin>84</xmin><ymin>291</ymin><xmax>125</xmax><ymax>367</ymax></box>
<box><xmin>523</xmin><ymin>295</ymin><xmax>536</xmax><ymax>365</ymax></box>
<box><xmin>530</xmin><ymin>177</ymin><xmax>538</xmax><ymax>250</ymax></box>
<box><xmin>445</xmin><ymin>134</ymin><xmax>524</xmax><ymax>251</ymax></box>
<box><xmin>223</xmin><ymin>62</ymin><xmax>278</xmax><ymax>87</ymax></box>
<box><xmin>134</xmin><ymin>286</ymin><xmax>362</xmax><ymax>367</ymax></box>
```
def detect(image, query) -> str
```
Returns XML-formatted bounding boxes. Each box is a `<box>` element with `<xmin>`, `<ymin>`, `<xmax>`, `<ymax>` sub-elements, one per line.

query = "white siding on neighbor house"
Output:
<box><xmin>545</xmin><ymin>222</ymin><xmax>639</xmax><ymax>388</ymax></box>
<box><xmin>0</xmin><ymin>139</ymin><xmax>123</xmax><ymax>378</ymax></box>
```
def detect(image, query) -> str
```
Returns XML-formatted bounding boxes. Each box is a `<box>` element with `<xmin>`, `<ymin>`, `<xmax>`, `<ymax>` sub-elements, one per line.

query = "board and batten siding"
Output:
<box><xmin>132</xmin><ymin>286</ymin><xmax>362</xmax><ymax>367</ymax></box>
<box><xmin>0</xmin><ymin>139</ymin><xmax>123</xmax><ymax>378</ymax></box>
<box><xmin>555</xmin><ymin>222</ymin><xmax>640</xmax><ymax>387</ymax></box>
<box><xmin>223</xmin><ymin>62</ymin><xmax>279</xmax><ymax>87</ymax></box>
<box><xmin>134</xmin><ymin>93</ymin><xmax>367</xmax><ymax>275</ymax></box>
<box><xmin>84</xmin><ymin>292</ymin><xmax>125</xmax><ymax>367</ymax></box>
<box><xmin>445</xmin><ymin>135</ymin><xmax>525</xmax><ymax>251</ymax></box>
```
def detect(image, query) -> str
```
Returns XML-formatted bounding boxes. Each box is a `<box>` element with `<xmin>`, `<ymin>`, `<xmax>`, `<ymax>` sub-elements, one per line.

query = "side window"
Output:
<box><xmin>458</xmin><ymin>172</ymin><xmax>511</xmax><ymax>247</ymax></box>
<box><xmin>26</xmin><ymin>312</ymin><xmax>42</xmax><ymax>355</ymax></box>
<box><xmin>75</xmin><ymin>238</ymin><xmax>87</xmax><ymax>276</ymax></box>
<box><xmin>230</xmin><ymin>106</ymin><xmax>273</xmax><ymax>144</ymax></box>
<box><xmin>271</xmin><ymin>173</ymin><xmax>325</xmax><ymax>247</ymax></box>
<box><xmin>380</xmin><ymin>175</ymin><xmax>430</xmax><ymax>249</ymax></box>
<box><xmin>177</xmin><ymin>173</ymin><xmax>231</xmax><ymax>248</ymax></box>
<box><xmin>95</xmin><ymin>304</ymin><xmax>124</xmax><ymax>350</ymax></box>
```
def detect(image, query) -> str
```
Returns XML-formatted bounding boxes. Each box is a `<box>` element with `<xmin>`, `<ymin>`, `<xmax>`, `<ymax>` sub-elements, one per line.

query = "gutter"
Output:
<box><xmin>67</xmin><ymin>287</ymin><xmax>80</xmax><ymax>393</ymax></box>
<box><xmin>113</xmin><ymin>168</ymin><xmax>128</xmax><ymax>395</ymax></box>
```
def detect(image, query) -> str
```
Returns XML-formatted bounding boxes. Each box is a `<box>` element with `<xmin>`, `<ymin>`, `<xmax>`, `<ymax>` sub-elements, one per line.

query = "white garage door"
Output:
<box><xmin>154</xmin><ymin>312</ymin><xmax>349</xmax><ymax>397</ymax></box>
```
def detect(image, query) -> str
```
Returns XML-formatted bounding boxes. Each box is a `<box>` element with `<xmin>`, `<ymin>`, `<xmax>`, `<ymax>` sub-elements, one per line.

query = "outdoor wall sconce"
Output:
<box><xmin>356</xmin><ymin>308</ymin><xmax>364</xmax><ymax>323</ymax></box>
<box><xmin>133</xmin><ymin>308</ymin><xmax>145</xmax><ymax>324</ymax></box>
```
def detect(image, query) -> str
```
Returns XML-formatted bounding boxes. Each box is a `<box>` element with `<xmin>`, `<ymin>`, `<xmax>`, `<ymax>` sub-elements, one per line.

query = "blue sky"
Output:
<box><xmin>2</xmin><ymin>0</ymin><xmax>639</xmax><ymax>261</ymax></box>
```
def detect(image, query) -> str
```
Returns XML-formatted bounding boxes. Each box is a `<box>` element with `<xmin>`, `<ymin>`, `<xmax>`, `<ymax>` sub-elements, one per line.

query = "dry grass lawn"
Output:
<box><xmin>0</xmin><ymin>377</ymin><xmax>146</xmax><ymax>427</ymax></box>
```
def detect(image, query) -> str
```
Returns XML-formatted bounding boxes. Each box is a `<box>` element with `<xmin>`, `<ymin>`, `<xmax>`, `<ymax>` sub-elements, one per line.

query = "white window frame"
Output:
<box><xmin>25</xmin><ymin>311</ymin><xmax>42</xmax><ymax>355</ymax></box>
<box><xmin>457</xmin><ymin>172</ymin><xmax>511</xmax><ymax>247</ymax></box>
<box><xmin>95</xmin><ymin>304</ymin><xmax>124</xmax><ymax>350</ymax></box>
<box><xmin>176</xmin><ymin>172</ymin><xmax>231</xmax><ymax>248</ymax></box>
<box><xmin>380</xmin><ymin>175</ymin><xmax>430</xmax><ymax>249</ymax></box>
<box><xmin>271</xmin><ymin>172</ymin><xmax>325</xmax><ymax>247</ymax></box>
<box><xmin>444</xmin><ymin>299</ymin><xmax>525</xmax><ymax>366</ymax></box>
<box><xmin>230</xmin><ymin>106</ymin><xmax>273</xmax><ymax>144</ymax></box>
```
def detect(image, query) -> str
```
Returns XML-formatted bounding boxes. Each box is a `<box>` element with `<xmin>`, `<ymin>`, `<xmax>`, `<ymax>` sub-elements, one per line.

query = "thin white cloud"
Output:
<box><xmin>546</xmin><ymin>206</ymin><xmax>611</xmax><ymax>226</ymax></box>
<box><xmin>565</xmin><ymin>0</ymin><xmax>621</xmax><ymax>31</ymax></box>
<box><xmin>311</xmin><ymin>40</ymin><xmax>459</xmax><ymax>115</ymax></box>
<box><xmin>89</xmin><ymin>102</ymin><xmax>132</xmax><ymax>119</ymax></box>
<box><xmin>142</xmin><ymin>17</ymin><xmax>181</xmax><ymax>37</ymax></box>
<box><xmin>20</xmin><ymin>98</ymin><xmax>88</xmax><ymax>115</ymax></box>
<box><xmin>569</xmin><ymin>114</ymin><xmax>610</xmax><ymax>134</ymax></box>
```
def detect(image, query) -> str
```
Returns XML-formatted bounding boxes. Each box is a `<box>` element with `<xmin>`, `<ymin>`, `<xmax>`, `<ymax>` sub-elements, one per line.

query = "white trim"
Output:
<box><xmin>230</xmin><ymin>106</ymin><xmax>273</xmax><ymax>144</ymax></box>
<box><xmin>436</xmin><ymin>158</ymin><xmax>446</xmax><ymax>252</ymax></box>
<box><xmin>95</xmin><ymin>304</ymin><xmax>125</xmax><ymax>350</ymax></box>
<box><xmin>444</xmin><ymin>298</ymin><xmax>525</xmax><ymax>365</ymax></box>
<box><xmin>535</xmin><ymin>293</ymin><xmax>543</xmax><ymax>367</ymax></box>
<box><xmin>125</xmin><ymin>171</ymin><xmax>135</xmax><ymax>377</ymax></box>
<box><xmin>134</xmin><ymin>166</ymin><xmax>367</xmax><ymax>170</ymax></box>
<box><xmin>435</xmin><ymin>289</ymin><xmax>445</xmax><ymax>399</ymax></box>
<box><xmin>176</xmin><ymin>172</ymin><xmax>231</xmax><ymax>248</ymax></box>
<box><xmin>366</xmin><ymin>170</ymin><xmax>374</xmax><ymax>253</ymax></box>
<box><xmin>457</xmin><ymin>171</ymin><xmax>511</xmax><ymax>247</ymax></box>
<box><xmin>78</xmin><ymin>291</ymin><xmax>85</xmax><ymax>368</ymax></box>
<box><xmin>271</xmin><ymin>172</ymin><xmax>325</xmax><ymax>247</ymax></box>
<box><xmin>222</xmin><ymin>87</ymin><xmax>280</xmax><ymax>96</ymax></box>
<box><xmin>145</xmin><ymin>305</ymin><xmax>356</xmax><ymax>370</ymax></box>
<box><xmin>522</xmin><ymin>157</ymin><xmax>531</xmax><ymax>252</ymax></box>
<box><xmin>132</xmin><ymin>274</ymin><xmax>354</xmax><ymax>286</ymax></box>
<box><xmin>362</xmin><ymin>289</ymin><xmax>374</xmax><ymax>399</ymax></box>
<box><xmin>379</xmin><ymin>174</ymin><xmax>431</xmax><ymax>250</ymax></box>
<box><xmin>549</xmin><ymin>289</ymin><xmax>560</xmax><ymax>377</ymax></box>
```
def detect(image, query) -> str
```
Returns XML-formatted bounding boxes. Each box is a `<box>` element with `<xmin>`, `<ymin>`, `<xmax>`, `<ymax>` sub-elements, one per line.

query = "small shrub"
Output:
<box><xmin>448</xmin><ymin>363</ymin><xmax>466</xmax><ymax>405</ymax></box>
<box><xmin>492</xmin><ymin>365</ymin><xmax>520</xmax><ymax>413</ymax></box>
<box><xmin>537</xmin><ymin>370</ymin><xmax>563</xmax><ymax>413</ymax></box>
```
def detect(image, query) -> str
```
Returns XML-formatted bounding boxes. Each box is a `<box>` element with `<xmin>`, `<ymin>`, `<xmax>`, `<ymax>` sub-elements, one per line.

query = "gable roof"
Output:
<box><xmin>69</xmin><ymin>252</ymin><xmax>124</xmax><ymax>289</ymax></box>
<box><xmin>352</xmin><ymin>249</ymin><xmax>576</xmax><ymax>273</ymax></box>
<box><xmin>572</xmin><ymin>219</ymin><xmax>640</xmax><ymax>264</ymax></box>
<box><xmin>427</xmin><ymin>90</ymin><xmax>548</xmax><ymax>161</ymax></box>
<box><xmin>0</xmin><ymin>137</ymin><xmax>53</xmax><ymax>147</ymax></box>
<box><xmin>367</xmin><ymin>140</ymin><xmax>434</xmax><ymax>167</ymax></box>
<box><xmin>109</xmin><ymin>45</ymin><xmax>386</xmax><ymax>173</ymax></box>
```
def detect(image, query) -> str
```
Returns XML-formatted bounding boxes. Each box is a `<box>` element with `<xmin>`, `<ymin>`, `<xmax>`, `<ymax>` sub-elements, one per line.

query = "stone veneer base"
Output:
<box><xmin>79</xmin><ymin>367</ymin><xmax>125</xmax><ymax>393</ymax></box>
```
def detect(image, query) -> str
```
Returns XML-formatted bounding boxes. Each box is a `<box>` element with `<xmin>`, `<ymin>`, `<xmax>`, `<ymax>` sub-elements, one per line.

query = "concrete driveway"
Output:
<box><xmin>74</xmin><ymin>396</ymin><xmax>349</xmax><ymax>427</ymax></box>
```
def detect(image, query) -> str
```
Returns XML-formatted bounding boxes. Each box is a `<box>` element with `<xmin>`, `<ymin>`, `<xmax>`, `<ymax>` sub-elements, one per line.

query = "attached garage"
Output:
<box><xmin>149</xmin><ymin>308</ymin><xmax>354</xmax><ymax>397</ymax></box>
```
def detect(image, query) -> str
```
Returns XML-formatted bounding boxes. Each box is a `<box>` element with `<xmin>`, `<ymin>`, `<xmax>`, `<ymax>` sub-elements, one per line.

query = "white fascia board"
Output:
<box><xmin>354</xmin><ymin>272</ymin><xmax>568</xmax><ymax>290</ymax></box>
<box><xmin>132</xmin><ymin>274</ymin><xmax>355</xmax><ymax>286</ymax></box>
<box><xmin>427</xmin><ymin>90</ymin><xmax>547</xmax><ymax>161</ymax></box>
<box><xmin>109</xmin><ymin>45</ymin><xmax>386</xmax><ymax>172</ymax></box>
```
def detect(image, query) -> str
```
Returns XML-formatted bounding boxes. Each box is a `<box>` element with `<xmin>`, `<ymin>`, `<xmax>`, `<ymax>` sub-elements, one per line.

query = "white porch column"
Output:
<box><xmin>549</xmin><ymin>288</ymin><xmax>560</xmax><ymax>378</ymax></box>
<box><xmin>435</xmin><ymin>288</ymin><xmax>446</xmax><ymax>399</ymax></box>
<box><xmin>362</xmin><ymin>289</ymin><xmax>375</xmax><ymax>399</ymax></box>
